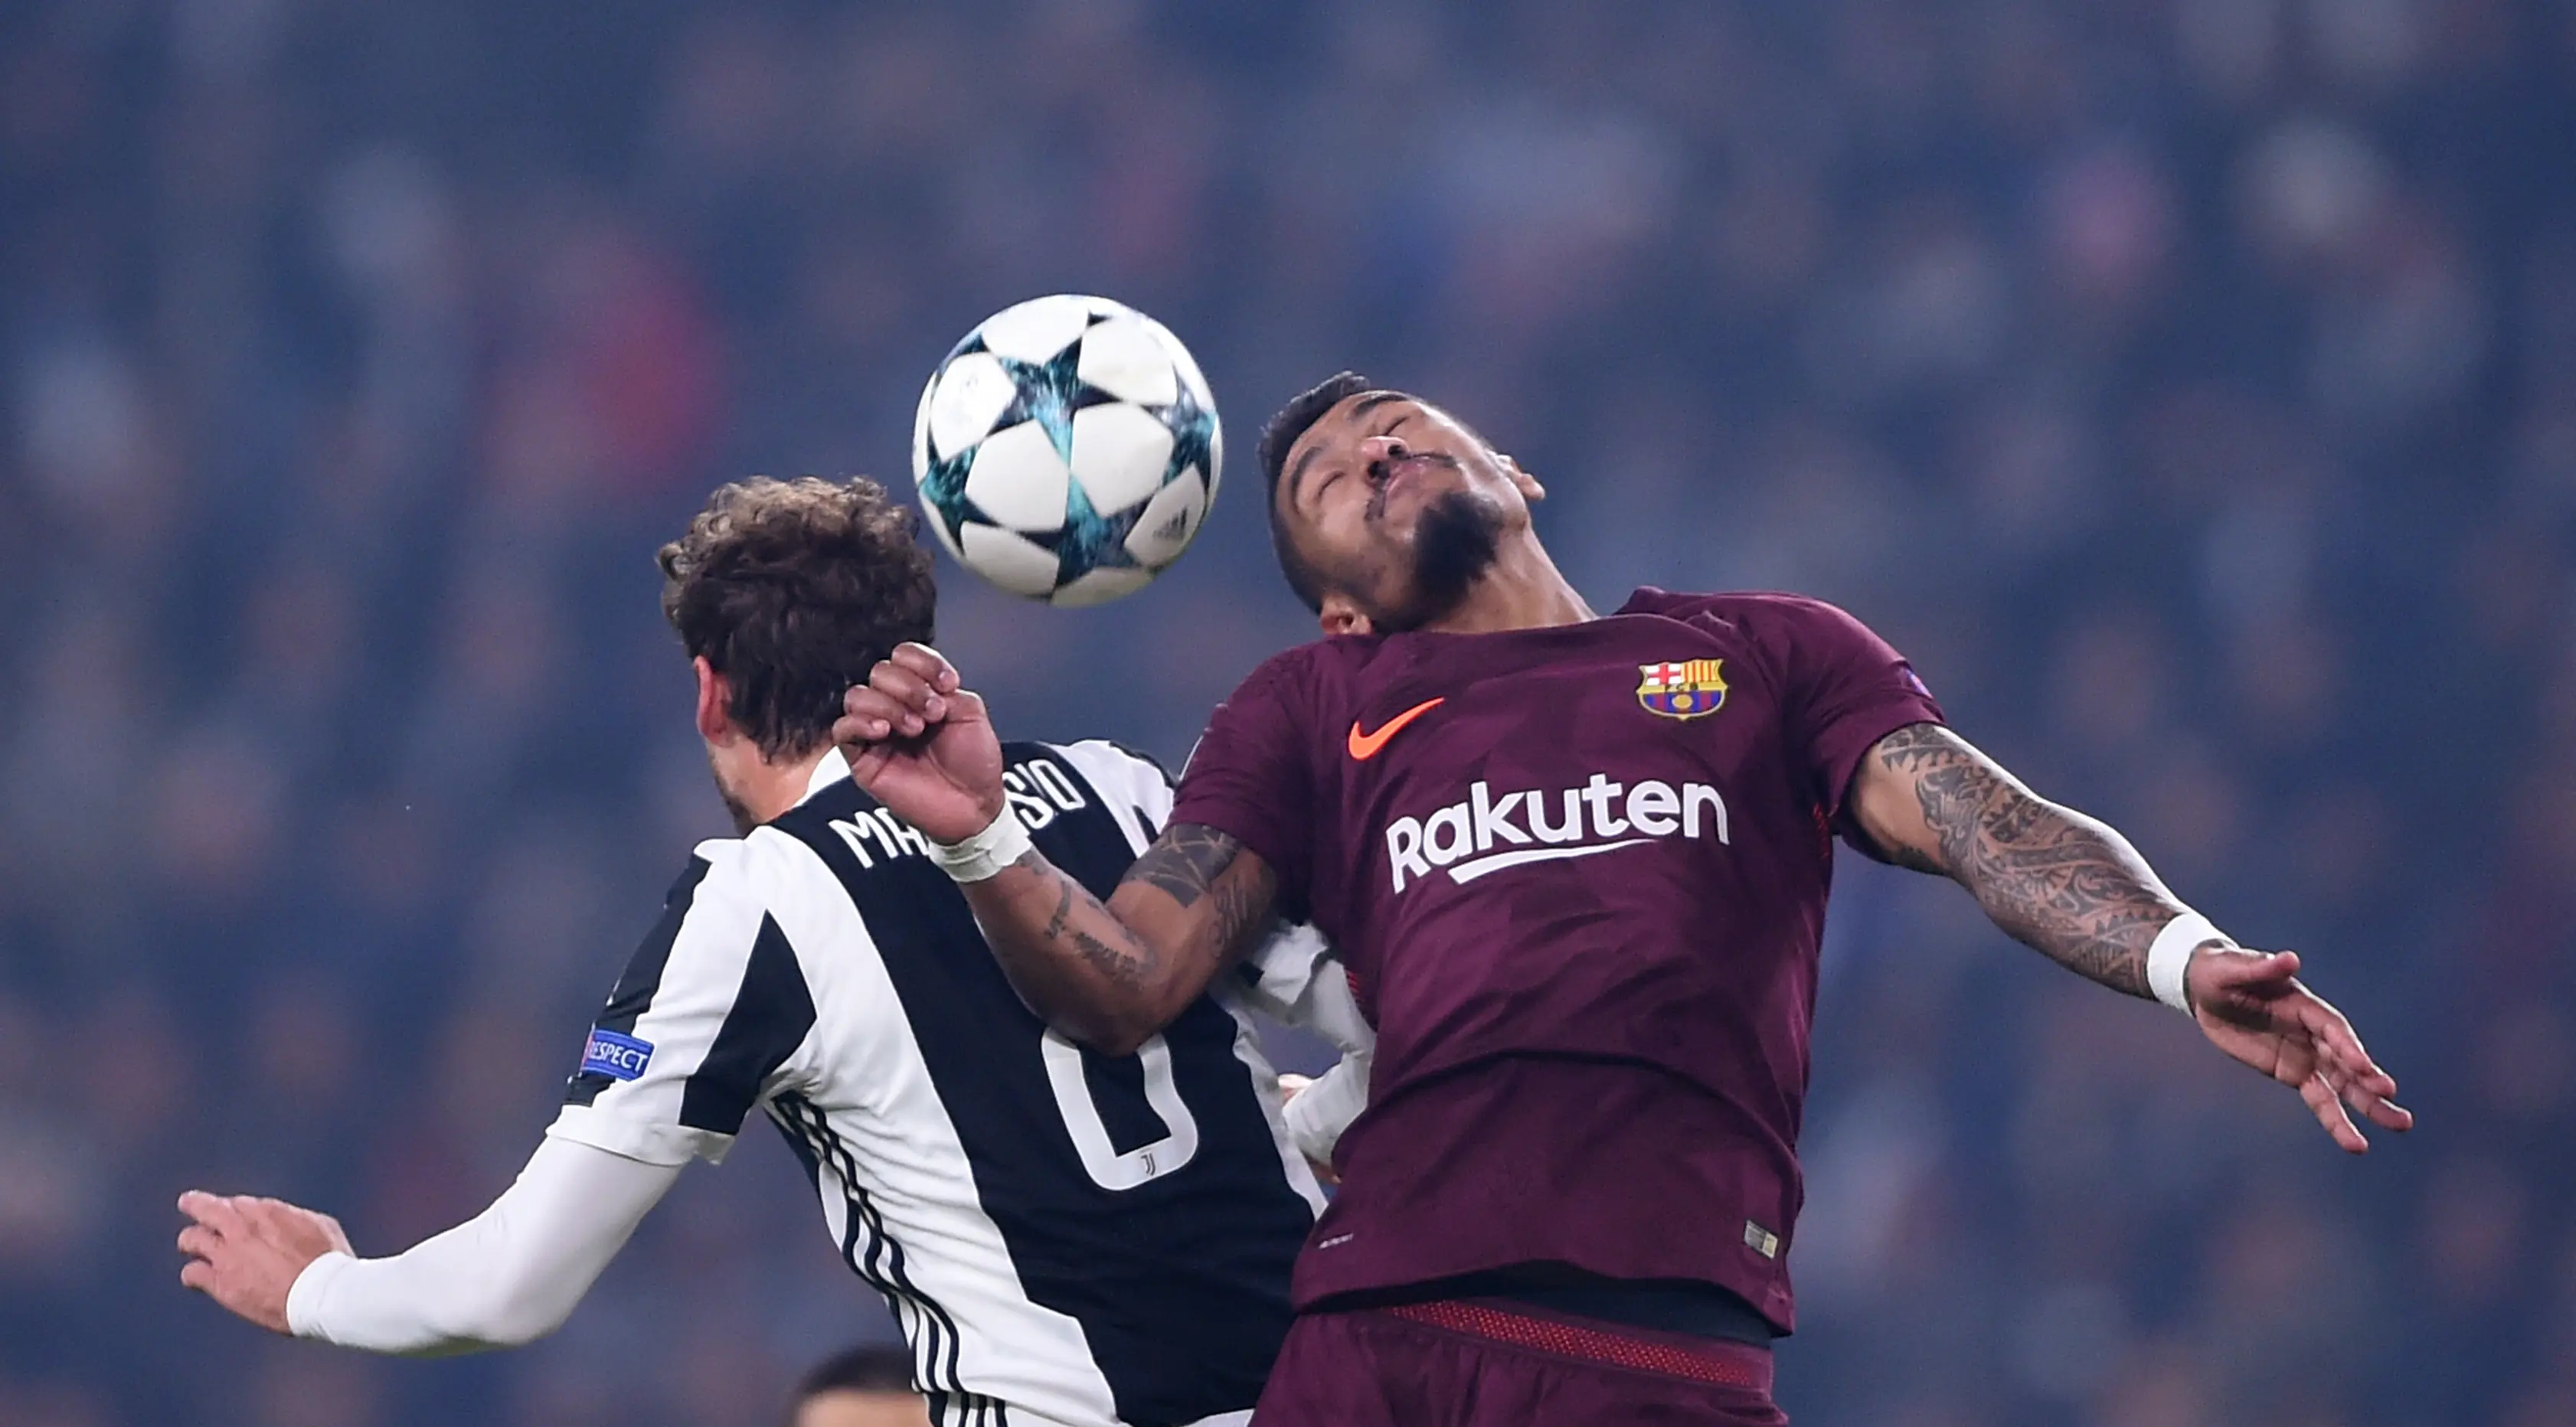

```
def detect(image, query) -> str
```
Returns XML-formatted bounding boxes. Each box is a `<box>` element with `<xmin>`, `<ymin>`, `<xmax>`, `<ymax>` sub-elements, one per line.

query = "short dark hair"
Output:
<box><xmin>1257</xmin><ymin>371</ymin><xmax>1375</xmax><ymax>614</ymax></box>
<box><xmin>659</xmin><ymin>476</ymin><xmax>936</xmax><ymax>760</ymax></box>
<box><xmin>790</xmin><ymin>1344</ymin><xmax>917</xmax><ymax>1410</ymax></box>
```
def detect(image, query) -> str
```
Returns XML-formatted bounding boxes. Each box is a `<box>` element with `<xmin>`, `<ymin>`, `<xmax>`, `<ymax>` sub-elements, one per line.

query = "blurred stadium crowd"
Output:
<box><xmin>2</xmin><ymin>1</ymin><xmax>2574</xmax><ymax>1424</ymax></box>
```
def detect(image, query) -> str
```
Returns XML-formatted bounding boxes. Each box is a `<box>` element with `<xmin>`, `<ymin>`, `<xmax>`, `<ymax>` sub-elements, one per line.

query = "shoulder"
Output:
<box><xmin>688</xmin><ymin>818</ymin><xmax>839</xmax><ymax>918</ymax></box>
<box><xmin>1628</xmin><ymin>587</ymin><xmax>1891</xmax><ymax>655</ymax></box>
<box><xmin>1033</xmin><ymin>739</ymin><xmax>1172</xmax><ymax>833</ymax></box>
<box><xmin>1214</xmin><ymin>636</ymin><xmax>1389</xmax><ymax>720</ymax></box>
<box><xmin>1233</xmin><ymin>640</ymin><xmax>1343</xmax><ymax>694</ymax></box>
<box><xmin>1626</xmin><ymin>586</ymin><xmax>1868</xmax><ymax>632</ymax></box>
<box><xmin>1044</xmin><ymin>738</ymin><xmax>1175</xmax><ymax>793</ymax></box>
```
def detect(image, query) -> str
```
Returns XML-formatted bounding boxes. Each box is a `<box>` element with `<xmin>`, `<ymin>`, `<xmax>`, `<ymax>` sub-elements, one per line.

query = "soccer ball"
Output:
<box><xmin>912</xmin><ymin>295</ymin><xmax>1221</xmax><ymax>607</ymax></box>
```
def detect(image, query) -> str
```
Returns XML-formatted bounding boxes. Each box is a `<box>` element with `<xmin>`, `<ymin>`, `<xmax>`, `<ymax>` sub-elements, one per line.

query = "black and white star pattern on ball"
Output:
<box><xmin>913</xmin><ymin>296</ymin><xmax>1221</xmax><ymax>607</ymax></box>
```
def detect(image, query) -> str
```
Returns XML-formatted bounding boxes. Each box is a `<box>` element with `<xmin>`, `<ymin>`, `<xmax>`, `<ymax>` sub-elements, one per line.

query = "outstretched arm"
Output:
<box><xmin>1847</xmin><ymin>722</ymin><xmax>2413</xmax><ymax>1152</ymax></box>
<box><xmin>178</xmin><ymin>1136</ymin><xmax>679</xmax><ymax>1353</ymax></box>
<box><xmin>1850</xmin><ymin>723</ymin><xmax>2182</xmax><ymax>997</ymax></box>
<box><xmin>834</xmin><ymin>644</ymin><xmax>1280</xmax><ymax>1053</ymax></box>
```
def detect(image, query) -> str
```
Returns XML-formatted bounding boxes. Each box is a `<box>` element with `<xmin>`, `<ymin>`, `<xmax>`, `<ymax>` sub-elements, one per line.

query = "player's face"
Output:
<box><xmin>1273</xmin><ymin>392</ymin><xmax>1543</xmax><ymax>633</ymax></box>
<box><xmin>706</xmin><ymin>744</ymin><xmax>760</xmax><ymax>835</ymax></box>
<box><xmin>694</xmin><ymin>656</ymin><xmax>765</xmax><ymax>834</ymax></box>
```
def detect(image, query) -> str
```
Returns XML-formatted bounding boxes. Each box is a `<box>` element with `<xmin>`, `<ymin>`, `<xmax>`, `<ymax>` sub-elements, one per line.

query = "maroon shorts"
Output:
<box><xmin>1252</xmin><ymin>1298</ymin><xmax>1789</xmax><ymax>1426</ymax></box>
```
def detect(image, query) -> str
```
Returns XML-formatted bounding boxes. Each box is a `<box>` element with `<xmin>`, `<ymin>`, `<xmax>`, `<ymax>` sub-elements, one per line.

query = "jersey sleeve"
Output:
<box><xmin>1168</xmin><ymin>654</ymin><xmax>1322</xmax><ymax>912</ymax></box>
<box><xmin>286</xmin><ymin>1136</ymin><xmax>682</xmax><ymax>1354</ymax></box>
<box><xmin>1763</xmin><ymin>596</ymin><xmax>1947</xmax><ymax>835</ymax></box>
<box><xmin>1230</xmin><ymin>923</ymin><xmax>1373</xmax><ymax>1164</ymax></box>
<box><xmin>1281</xmin><ymin>1050</ymin><xmax>1371</xmax><ymax>1164</ymax></box>
<box><xmin>1237</xmin><ymin>922</ymin><xmax>1375</xmax><ymax>1056</ymax></box>
<box><xmin>548</xmin><ymin>843</ymin><xmax>819</xmax><ymax>1167</ymax></box>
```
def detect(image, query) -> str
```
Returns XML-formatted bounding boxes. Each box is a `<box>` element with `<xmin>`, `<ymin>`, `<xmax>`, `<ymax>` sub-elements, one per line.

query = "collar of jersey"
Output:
<box><xmin>799</xmin><ymin>746</ymin><xmax>852</xmax><ymax>805</ymax></box>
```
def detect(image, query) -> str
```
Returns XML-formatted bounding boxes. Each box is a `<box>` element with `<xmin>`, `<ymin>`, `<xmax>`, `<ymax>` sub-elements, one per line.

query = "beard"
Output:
<box><xmin>1369</xmin><ymin>488</ymin><xmax>1508</xmax><ymax>633</ymax></box>
<box><xmin>709</xmin><ymin>751</ymin><xmax>761</xmax><ymax>835</ymax></box>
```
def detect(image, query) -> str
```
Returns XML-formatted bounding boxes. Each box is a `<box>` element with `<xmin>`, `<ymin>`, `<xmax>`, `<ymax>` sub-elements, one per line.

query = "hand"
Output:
<box><xmin>1277</xmin><ymin>1074</ymin><xmax>1340</xmax><ymax>1187</ymax></box>
<box><xmin>2185</xmin><ymin>946</ymin><xmax>2414</xmax><ymax>1154</ymax></box>
<box><xmin>832</xmin><ymin>643</ymin><xmax>1007</xmax><ymax>844</ymax></box>
<box><xmin>177</xmin><ymin>1190</ymin><xmax>352</xmax><ymax>1334</ymax></box>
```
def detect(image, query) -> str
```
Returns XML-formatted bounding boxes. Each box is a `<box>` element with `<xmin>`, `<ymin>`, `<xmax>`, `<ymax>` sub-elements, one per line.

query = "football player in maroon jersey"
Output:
<box><xmin>835</xmin><ymin>374</ymin><xmax>2411</xmax><ymax>1425</ymax></box>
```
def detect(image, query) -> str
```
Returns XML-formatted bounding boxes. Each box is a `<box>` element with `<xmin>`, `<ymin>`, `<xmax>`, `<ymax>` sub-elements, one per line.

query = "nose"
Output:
<box><xmin>1359</xmin><ymin>434</ymin><xmax>1410</xmax><ymax>472</ymax></box>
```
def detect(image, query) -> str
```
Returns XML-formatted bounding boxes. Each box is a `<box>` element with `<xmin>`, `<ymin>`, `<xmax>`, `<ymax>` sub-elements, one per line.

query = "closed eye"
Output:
<box><xmin>1298</xmin><ymin>416</ymin><xmax>1414</xmax><ymax>512</ymax></box>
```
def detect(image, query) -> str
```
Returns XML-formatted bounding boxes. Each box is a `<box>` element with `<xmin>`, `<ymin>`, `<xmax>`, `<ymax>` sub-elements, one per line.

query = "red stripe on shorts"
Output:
<box><xmin>1386</xmin><ymin>1299</ymin><xmax>1770</xmax><ymax>1390</ymax></box>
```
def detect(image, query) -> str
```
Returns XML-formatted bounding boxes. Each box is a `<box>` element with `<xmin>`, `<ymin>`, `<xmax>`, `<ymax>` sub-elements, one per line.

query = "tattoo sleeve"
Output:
<box><xmin>956</xmin><ymin>822</ymin><xmax>1278</xmax><ymax>1051</ymax></box>
<box><xmin>1869</xmin><ymin>723</ymin><xmax>2183</xmax><ymax>999</ymax></box>
<box><xmin>1125</xmin><ymin>824</ymin><xmax>1243</xmax><ymax>910</ymax></box>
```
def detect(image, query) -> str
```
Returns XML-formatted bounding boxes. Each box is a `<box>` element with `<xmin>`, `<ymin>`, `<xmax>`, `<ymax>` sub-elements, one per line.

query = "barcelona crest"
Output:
<box><xmin>1637</xmin><ymin>659</ymin><xmax>1728</xmax><ymax>720</ymax></box>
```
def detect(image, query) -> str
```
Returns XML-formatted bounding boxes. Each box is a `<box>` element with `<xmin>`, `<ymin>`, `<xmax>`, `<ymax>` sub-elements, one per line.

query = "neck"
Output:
<box><xmin>1421</xmin><ymin>531</ymin><xmax>1595</xmax><ymax>635</ymax></box>
<box><xmin>733</xmin><ymin>745</ymin><xmax>838</xmax><ymax>828</ymax></box>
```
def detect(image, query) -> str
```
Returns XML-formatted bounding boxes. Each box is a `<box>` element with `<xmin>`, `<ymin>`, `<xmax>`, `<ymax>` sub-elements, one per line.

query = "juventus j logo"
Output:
<box><xmin>1040</xmin><ymin>1030</ymin><xmax>1201</xmax><ymax>1190</ymax></box>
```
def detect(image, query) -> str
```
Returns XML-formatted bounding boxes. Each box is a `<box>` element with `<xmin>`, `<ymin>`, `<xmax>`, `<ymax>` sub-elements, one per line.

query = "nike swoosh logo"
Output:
<box><xmin>1348</xmin><ymin>697</ymin><xmax>1445</xmax><ymax>760</ymax></box>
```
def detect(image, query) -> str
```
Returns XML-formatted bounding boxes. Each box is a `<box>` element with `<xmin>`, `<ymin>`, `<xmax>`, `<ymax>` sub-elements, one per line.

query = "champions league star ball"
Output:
<box><xmin>912</xmin><ymin>295</ymin><xmax>1221</xmax><ymax>607</ymax></box>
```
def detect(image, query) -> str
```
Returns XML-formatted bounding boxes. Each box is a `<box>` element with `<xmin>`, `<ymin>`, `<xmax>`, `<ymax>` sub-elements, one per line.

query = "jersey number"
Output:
<box><xmin>1040</xmin><ymin>1030</ymin><xmax>1200</xmax><ymax>1190</ymax></box>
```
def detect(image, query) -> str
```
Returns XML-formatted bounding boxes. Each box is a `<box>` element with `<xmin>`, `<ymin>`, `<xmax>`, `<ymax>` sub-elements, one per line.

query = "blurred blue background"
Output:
<box><xmin>3</xmin><ymin>2</ymin><xmax>2572</xmax><ymax>1424</ymax></box>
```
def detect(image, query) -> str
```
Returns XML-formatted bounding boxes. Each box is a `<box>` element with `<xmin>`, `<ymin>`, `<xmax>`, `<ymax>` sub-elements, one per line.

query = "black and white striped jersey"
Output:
<box><xmin>548</xmin><ymin>740</ymin><xmax>1356</xmax><ymax>1427</ymax></box>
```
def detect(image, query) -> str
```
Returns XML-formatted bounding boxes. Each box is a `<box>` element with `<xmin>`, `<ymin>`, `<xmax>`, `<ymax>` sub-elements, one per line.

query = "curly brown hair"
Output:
<box><xmin>659</xmin><ymin>476</ymin><xmax>937</xmax><ymax>759</ymax></box>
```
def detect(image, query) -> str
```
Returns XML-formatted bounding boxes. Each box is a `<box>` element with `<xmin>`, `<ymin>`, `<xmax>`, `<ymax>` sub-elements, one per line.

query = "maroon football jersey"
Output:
<box><xmin>1169</xmin><ymin>589</ymin><xmax>1944</xmax><ymax>1331</ymax></box>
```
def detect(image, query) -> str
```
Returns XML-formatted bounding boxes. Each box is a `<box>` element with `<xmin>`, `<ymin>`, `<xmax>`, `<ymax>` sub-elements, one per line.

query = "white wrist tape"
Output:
<box><xmin>929</xmin><ymin>808</ymin><xmax>1032</xmax><ymax>884</ymax></box>
<box><xmin>2147</xmin><ymin>911</ymin><xmax>2225</xmax><ymax>1014</ymax></box>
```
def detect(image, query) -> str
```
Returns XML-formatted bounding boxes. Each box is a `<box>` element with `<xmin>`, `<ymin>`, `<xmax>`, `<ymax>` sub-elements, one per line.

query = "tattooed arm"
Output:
<box><xmin>1847</xmin><ymin>722</ymin><xmax>2180</xmax><ymax>998</ymax></box>
<box><xmin>833</xmin><ymin>643</ymin><xmax>1279</xmax><ymax>1054</ymax></box>
<box><xmin>952</xmin><ymin>825</ymin><xmax>1281</xmax><ymax>1055</ymax></box>
<box><xmin>1848</xmin><ymin>721</ymin><xmax>2412</xmax><ymax>1152</ymax></box>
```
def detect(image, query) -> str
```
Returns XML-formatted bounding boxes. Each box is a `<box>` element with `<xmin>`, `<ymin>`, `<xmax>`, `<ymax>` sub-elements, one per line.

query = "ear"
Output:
<box><xmin>1499</xmin><ymin>454</ymin><xmax>1545</xmax><ymax>504</ymax></box>
<box><xmin>693</xmin><ymin>656</ymin><xmax>734</xmax><ymax>744</ymax></box>
<box><xmin>1319</xmin><ymin>592</ymin><xmax>1375</xmax><ymax>638</ymax></box>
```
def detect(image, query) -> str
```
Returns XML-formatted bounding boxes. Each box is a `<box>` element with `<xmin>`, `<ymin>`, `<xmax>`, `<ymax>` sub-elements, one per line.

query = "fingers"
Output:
<box><xmin>2209</xmin><ymin>948</ymin><xmax>2301</xmax><ymax>997</ymax></box>
<box><xmin>2261</xmin><ymin>968</ymin><xmax>2415</xmax><ymax>1147</ymax></box>
<box><xmin>2286</xmin><ymin>991</ymin><xmax>2414</xmax><ymax>1134</ymax></box>
<box><xmin>2299</xmin><ymin>1070</ymin><xmax>2370</xmax><ymax>1153</ymax></box>
<box><xmin>2354</xmin><ymin>1091</ymin><xmax>2415</xmax><ymax>1131</ymax></box>
<box><xmin>178</xmin><ymin>1190</ymin><xmax>245</xmax><ymax>1236</ymax></box>
<box><xmin>223</xmin><ymin>1197</ymin><xmax>280</xmax><ymax>1246</ymax></box>
<box><xmin>2196</xmin><ymin>952</ymin><xmax>2417</xmax><ymax>1151</ymax></box>
<box><xmin>178</xmin><ymin>1197</ymin><xmax>233</xmax><ymax>1295</ymax></box>
<box><xmin>836</xmin><ymin>689</ymin><xmax>909</xmax><ymax>743</ymax></box>
<box><xmin>886</xmin><ymin>643</ymin><xmax>960</xmax><ymax>693</ymax></box>
<box><xmin>868</xmin><ymin>661</ymin><xmax>945</xmax><ymax>736</ymax></box>
<box><xmin>836</xmin><ymin>671</ymin><xmax>988</xmax><ymax>746</ymax></box>
<box><xmin>2189</xmin><ymin>949</ymin><xmax>2301</xmax><ymax>1027</ymax></box>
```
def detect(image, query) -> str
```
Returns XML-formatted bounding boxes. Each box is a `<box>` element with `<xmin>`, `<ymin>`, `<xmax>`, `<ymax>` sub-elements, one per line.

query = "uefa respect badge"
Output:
<box><xmin>580</xmin><ymin>1027</ymin><xmax>654</xmax><ymax>1082</ymax></box>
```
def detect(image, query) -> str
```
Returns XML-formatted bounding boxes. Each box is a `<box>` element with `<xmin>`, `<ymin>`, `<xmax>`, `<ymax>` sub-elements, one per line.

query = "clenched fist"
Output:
<box><xmin>833</xmin><ymin>643</ymin><xmax>1009</xmax><ymax>844</ymax></box>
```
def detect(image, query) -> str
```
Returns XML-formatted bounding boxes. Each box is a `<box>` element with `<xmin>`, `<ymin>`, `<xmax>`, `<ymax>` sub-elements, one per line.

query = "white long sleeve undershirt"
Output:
<box><xmin>283</xmin><ymin>1135</ymin><xmax>682</xmax><ymax>1356</ymax></box>
<box><xmin>1280</xmin><ymin>1052</ymin><xmax>1369</xmax><ymax>1165</ymax></box>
